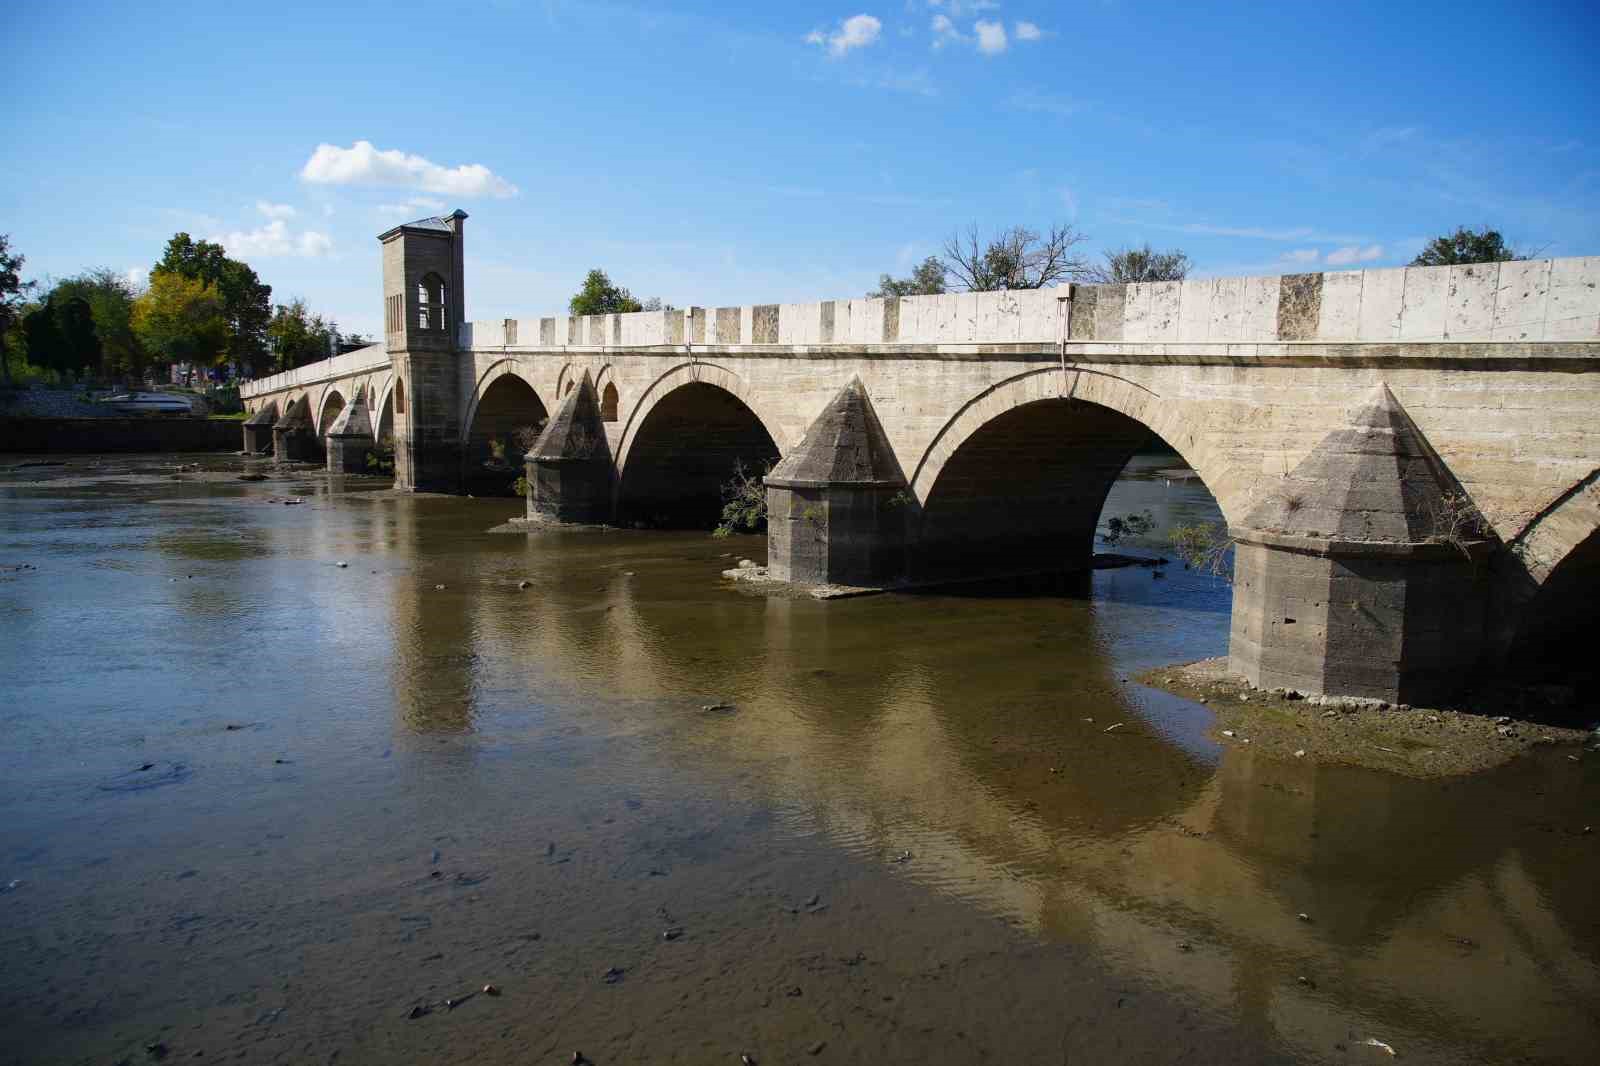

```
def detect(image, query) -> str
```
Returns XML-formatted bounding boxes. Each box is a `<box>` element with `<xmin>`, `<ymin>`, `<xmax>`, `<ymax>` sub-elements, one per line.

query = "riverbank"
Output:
<box><xmin>1141</xmin><ymin>657</ymin><xmax>1597</xmax><ymax>777</ymax></box>
<box><xmin>0</xmin><ymin>415</ymin><xmax>242</xmax><ymax>453</ymax></box>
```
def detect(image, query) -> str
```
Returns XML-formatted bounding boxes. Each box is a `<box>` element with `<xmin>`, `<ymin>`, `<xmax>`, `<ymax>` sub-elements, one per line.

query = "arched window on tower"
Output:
<box><xmin>417</xmin><ymin>273</ymin><xmax>447</xmax><ymax>332</ymax></box>
<box><xmin>601</xmin><ymin>382</ymin><xmax>619</xmax><ymax>422</ymax></box>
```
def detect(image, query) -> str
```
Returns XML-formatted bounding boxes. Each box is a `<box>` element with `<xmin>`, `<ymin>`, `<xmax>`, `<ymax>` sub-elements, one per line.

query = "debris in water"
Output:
<box><xmin>701</xmin><ymin>703</ymin><xmax>736</xmax><ymax>714</ymax></box>
<box><xmin>137</xmin><ymin>762</ymin><xmax>155</xmax><ymax>772</ymax></box>
<box><xmin>1103</xmin><ymin>722</ymin><xmax>1124</xmax><ymax>733</ymax></box>
<box><xmin>805</xmin><ymin>893</ymin><xmax>820</xmax><ymax>907</ymax></box>
<box><xmin>741</xmin><ymin>1056</ymin><xmax>757</xmax><ymax>1065</ymax></box>
<box><xmin>1296</xmin><ymin>975</ymin><xmax>1316</xmax><ymax>989</ymax></box>
<box><xmin>1177</xmin><ymin>941</ymin><xmax>1193</xmax><ymax>953</ymax></box>
<box><xmin>406</xmin><ymin>1004</ymin><xmax>427</xmax><ymax>1020</ymax></box>
<box><xmin>808</xmin><ymin>1041</ymin><xmax>826</xmax><ymax>1056</ymax></box>
<box><xmin>1221</xmin><ymin>730</ymin><xmax>1235</xmax><ymax>738</ymax></box>
<box><xmin>786</xmin><ymin>986</ymin><xmax>802</xmax><ymax>997</ymax></box>
<box><xmin>2</xmin><ymin>879</ymin><xmax>20</xmax><ymax>893</ymax></box>
<box><xmin>283</xmin><ymin>499</ymin><xmax>302</xmax><ymax>506</ymax></box>
<box><xmin>1360</xmin><ymin>1037</ymin><xmax>1397</xmax><ymax>1056</ymax></box>
<box><xmin>602</xmin><ymin>967</ymin><xmax>625</xmax><ymax>984</ymax></box>
<box><xmin>1297</xmin><ymin>912</ymin><xmax>1313</xmax><ymax>923</ymax></box>
<box><xmin>336</xmin><ymin>561</ymin><xmax>348</xmax><ymax>568</ymax></box>
<box><xmin>482</xmin><ymin>984</ymin><xmax>500</xmax><ymax>996</ymax></box>
<box><xmin>662</xmin><ymin>927</ymin><xmax>683</xmax><ymax>941</ymax></box>
<box><xmin>517</xmin><ymin>580</ymin><xmax>530</xmax><ymax>589</ymax></box>
<box><xmin>144</xmin><ymin>1041</ymin><xmax>168</xmax><ymax>1060</ymax></box>
<box><xmin>1294</xmin><ymin>749</ymin><xmax>1306</xmax><ymax>758</ymax></box>
<box><xmin>434</xmin><ymin>584</ymin><xmax>446</xmax><ymax>591</ymax></box>
<box><xmin>889</xmin><ymin>850</ymin><xmax>912</xmax><ymax>864</ymax></box>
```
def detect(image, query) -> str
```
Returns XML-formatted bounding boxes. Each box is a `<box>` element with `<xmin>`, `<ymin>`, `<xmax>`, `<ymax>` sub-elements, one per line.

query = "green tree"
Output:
<box><xmin>1087</xmin><ymin>244</ymin><xmax>1191</xmax><ymax>284</ymax></box>
<box><xmin>153</xmin><ymin>233</ymin><xmax>272</xmax><ymax>373</ymax></box>
<box><xmin>51</xmin><ymin>269</ymin><xmax>145</xmax><ymax>380</ymax></box>
<box><xmin>942</xmin><ymin>223</ymin><xmax>1089</xmax><ymax>291</ymax></box>
<box><xmin>22</xmin><ymin>302</ymin><xmax>65</xmax><ymax>377</ymax></box>
<box><xmin>870</xmin><ymin>256</ymin><xmax>947</xmax><ymax>298</ymax></box>
<box><xmin>267</xmin><ymin>299</ymin><xmax>334</xmax><ymax>372</ymax></box>
<box><xmin>131</xmin><ymin>271</ymin><xmax>230</xmax><ymax>371</ymax></box>
<box><xmin>569</xmin><ymin>268</ymin><xmax>643</xmax><ymax>315</ymax></box>
<box><xmin>1409</xmin><ymin>227</ymin><xmax>1523</xmax><ymax>267</ymax></box>
<box><xmin>0</xmin><ymin>235</ymin><xmax>38</xmax><ymax>384</ymax></box>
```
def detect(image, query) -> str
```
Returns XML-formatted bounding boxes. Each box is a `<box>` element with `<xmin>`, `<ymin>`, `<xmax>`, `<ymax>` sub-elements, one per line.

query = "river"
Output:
<box><xmin>1</xmin><ymin>452</ymin><xmax>1595</xmax><ymax>1064</ymax></box>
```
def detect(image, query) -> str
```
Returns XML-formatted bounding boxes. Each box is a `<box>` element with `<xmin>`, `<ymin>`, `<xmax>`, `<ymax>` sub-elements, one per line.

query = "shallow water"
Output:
<box><xmin>0</xmin><ymin>453</ymin><xmax>1596</xmax><ymax>1065</ymax></box>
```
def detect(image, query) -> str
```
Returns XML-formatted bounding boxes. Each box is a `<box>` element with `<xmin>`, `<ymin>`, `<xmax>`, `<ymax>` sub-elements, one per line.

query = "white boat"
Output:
<box><xmin>96</xmin><ymin>392</ymin><xmax>198</xmax><ymax>416</ymax></box>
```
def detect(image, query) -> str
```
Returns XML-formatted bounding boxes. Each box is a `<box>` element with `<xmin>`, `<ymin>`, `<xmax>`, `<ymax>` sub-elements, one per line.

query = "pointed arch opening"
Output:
<box><xmin>912</xmin><ymin>395</ymin><xmax>1228</xmax><ymax>603</ymax></box>
<box><xmin>1503</xmin><ymin>528</ymin><xmax>1600</xmax><ymax>720</ymax></box>
<box><xmin>464</xmin><ymin>373</ymin><xmax>548</xmax><ymax>495</ymax></box>
<box><xmin>417</xmin><ymin>273</ymin><xmax>447</xmax><ymax>333</ymax></box>
<box><xmin>317</xmin><ymin>390</ymin><xmax>346</xmax><ymax>438</ymax></box>
<box><xmin>601</xmin><ymin>382</ymin><xmax>619</xmax><ymax>422</ymax></box>
<box><xmin>616</xmin><ymin>381</ymin><xmax>780</xmax><ymax>529</ymax></box>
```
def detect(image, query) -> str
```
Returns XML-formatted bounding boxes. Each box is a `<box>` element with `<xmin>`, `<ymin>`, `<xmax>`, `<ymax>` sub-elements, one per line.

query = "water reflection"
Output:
<box><xmin>1</xmin><ymin>453</ymin><xmax>1595</xmax><ymax>1065</ymax></box>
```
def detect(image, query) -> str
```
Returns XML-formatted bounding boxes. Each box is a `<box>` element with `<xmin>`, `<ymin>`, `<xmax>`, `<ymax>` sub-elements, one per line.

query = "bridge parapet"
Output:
<box><xmin>459</xmin><ymin>258</ymin><xmax>1599</xmax><ymax>354</ymax></box>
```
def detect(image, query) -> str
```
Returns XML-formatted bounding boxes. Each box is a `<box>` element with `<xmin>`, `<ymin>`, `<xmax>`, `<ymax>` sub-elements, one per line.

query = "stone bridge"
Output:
<box><xmin>240</xmin><ymin>210</ymin><xmax>1600</xmax><ymax>705</ymax></box>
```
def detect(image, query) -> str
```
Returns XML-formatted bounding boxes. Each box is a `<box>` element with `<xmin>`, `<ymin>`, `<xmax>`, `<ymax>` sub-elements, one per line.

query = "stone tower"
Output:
<box><xmin>380</xmin><ymin>209</ymin><xmax>467</xmax><ymax>491</ymax></box>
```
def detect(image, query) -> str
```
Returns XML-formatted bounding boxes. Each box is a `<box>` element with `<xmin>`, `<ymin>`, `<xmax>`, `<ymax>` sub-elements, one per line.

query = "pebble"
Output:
<box><xmin>1297</xmin><ymin>912</ymin><xmax>1313</xmax><ymax>923</ymax></box>
<box><xmin>517</xmin><ymin>580</ymin><xmax>530</xmax><ymax>589</ymax></box>
<box><xmin>1297</xmin><ymin>975</ymin><xmax>1317</xmax><ymax>989</ymax></box>
<box><xmin>1293</xmin><ymin>749</ymin><xmax>1306</xmax><ymax>758</ymax></box>
<box><xmin>482</xmin><ymin>984</ymin><xmax>500</xmax><ymax>996</ymax></box>
<box><xmin>808</xmin><ymin>1041</ymin><xmax>827</xmax><ymax>1056</ymax></box>
<box><xmin>336</xmin><ymin>561</ymin><xmax>348</xmax><ymax>568</ymax></box>
<box><xmin>435</xmin><ymin>584</ymin><xmax>446</xmax><ymax>591</ymax></box>
<box><xmin>1221</xmin><ymin>730</ymin><xmax>1235</xmax><ymax>738</ymax></box>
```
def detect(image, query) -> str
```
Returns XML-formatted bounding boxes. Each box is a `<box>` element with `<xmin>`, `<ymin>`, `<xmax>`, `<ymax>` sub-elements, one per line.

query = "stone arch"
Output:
<box><xmin>613</xmin><ymin>363</ymin><xmax>787</xmax><ymax>528</ymax></box>
<box><xmin>1487</xmin><ymin>467</ymin><xmax>1600</xmax><ymax>670</ymax></box>
<box><xmin>909</xmin><ymin>367</ymin><xmax>1236</xmax><ymax>524</ymax></box>
<box><xmin>417</xmin><ymin>272</ymin><xmax>448</xmax><ymax>333</ymax></box>
<box><xmin>316</xmin><ymin>387</ymin><xmax>346</xmax><ymax>437</ymax></box>
<box><xmin>554</xmin><ymin>362</ymin><xmax>575</xmax><ymax>402</ymax></box>
<box><xmin>907</xmin><ymin>367</ymin><xmax>1231</xmax><ymax>581</ymax></box>
<box><xmin>601</xmin><ymin>381</ymin><xmax>620</xmax><ymax>423</ymax></box>
<box><xmin>461</xmin><ymin>360</ymin><xmax>549</xmax><ymax>495</ymax></box>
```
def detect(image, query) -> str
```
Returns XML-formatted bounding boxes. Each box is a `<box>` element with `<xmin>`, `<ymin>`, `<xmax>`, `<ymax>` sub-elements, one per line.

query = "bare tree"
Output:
<box><xmin>941</xmin><ymin>223</ymin><xmax>1089</xmax><ymax>292</ymax></box>
<box><xmin>1086</xmin><ymin>244</ymin><xmax>1192</xmax><ymax>284</ymax></box>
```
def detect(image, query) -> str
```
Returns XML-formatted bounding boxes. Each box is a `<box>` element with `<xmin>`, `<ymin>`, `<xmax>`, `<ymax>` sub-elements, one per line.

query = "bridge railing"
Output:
<box><xmin>239</xmin><ymin>343</ymin><xmax>390</xmax><ymax>398</ymax></box>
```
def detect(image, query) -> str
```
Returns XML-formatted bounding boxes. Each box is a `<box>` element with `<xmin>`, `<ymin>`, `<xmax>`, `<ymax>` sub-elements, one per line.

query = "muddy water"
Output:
<box><xmin>0</xmin><ymin>453</ymin><xmax>1596</xmax><ymax>1066</ymax></box>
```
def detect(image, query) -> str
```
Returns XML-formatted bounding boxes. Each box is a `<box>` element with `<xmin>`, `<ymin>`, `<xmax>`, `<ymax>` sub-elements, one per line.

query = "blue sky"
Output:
<box><xmin>5</xmin><ymin>0</ymin><xmax>1598</xmax><ymax>339</ymax></box>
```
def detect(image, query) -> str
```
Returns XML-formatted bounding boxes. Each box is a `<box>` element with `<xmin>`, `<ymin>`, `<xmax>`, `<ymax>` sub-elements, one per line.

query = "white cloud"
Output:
<box><xmin>124</xmin><ymin>266</ymin><xmax>148</xmax><ymax>291</ymax></box>
<box><xmin>255</xmin><ymin>201</ymin><xmax>297</xmax><ymax>220</ymax></box>
<box><xmin>974</xmin><ymin>19</ymin><xmax>1007</xmax><ymax>55</ymax></box>
<box><xmin>1284</xmin><ymin>248</ymin><xmax>1321</xmax><ymax>264</ymax></box>
<box><xmin>1324</xmin><ymin>243</ymin><xmax>1384</xmax><ymax>266</ymax></box>
<box><xmin>1015</xmin><ymin>21</ymin><xmax>1043</xmax><ymax>41</ymax></box>
<box><xmin>931</xmin><ymin>14</ymin><xmax>963</xmax><ymax>48</ymax></box>
<box><xmin>213</xmin><ymin>219</ymin><xmax>334</xmax><ymax>259</ymax></box>
<box><xmin>806</xmin><ymin>13</ymin><xmax>882</xmax><ymax>56</ymax></box>
<box><xmin>300</xmin><ymin>140</ymin><xmax>518</xmax><ymax>198</ymax></box>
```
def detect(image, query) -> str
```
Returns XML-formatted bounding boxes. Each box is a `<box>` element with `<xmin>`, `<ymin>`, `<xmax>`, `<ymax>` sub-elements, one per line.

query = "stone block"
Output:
<box><xmin>1546</xmin><ymin>256</ymin><xmax>1600</xmax><ymax>340</ymax></box>
<box><xmin>1445</xmin><ymin>262</ymin><xmax>1499</xmax><ymax>339</ymax></box>
<box><xmin>1491</xmin><ymin>259</ymin><xmax>1551</xmax><ymax>341</ymax></box>
<box><xmin>1317</xmin><ymin>271</ymin><xmax>1363</xmax><ymax>340</ymax></box>
<box><xmin>1277</xmin><ymin>274</ymin><xmax>1322</xmax><ymax>341</ymax></box>
<box><xmin>1399</xmin><ymin>265</ymin><xmax>1449</xmax><ymax>341</ymax></box>
<box><xmin>1357</xmin><ymin>267</ymin><xmax>1406</xmax><ymax>340</ymax></box>
<box><xmin>1176</xmin><ymin>279</ymin><xmax>1214</xmax><ymax>341</ymax></box>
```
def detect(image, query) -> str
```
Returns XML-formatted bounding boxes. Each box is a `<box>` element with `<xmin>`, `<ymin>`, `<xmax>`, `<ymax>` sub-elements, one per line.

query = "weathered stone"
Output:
<box><xmin>1229</xmin><ymin>384</ymin><xmax>1492</xmax><ymax>705</ymax></box>
<box><xmin>766</xmin><ymin>378</ymin><xmax>907</xmax><ymax>588</ymax></box>
<box><xmin>325</xmin><ymin>389</ymin><xmax>375</xmax><ymax>474</ymax></box>
<box><xmin>525</xmin><ymin>370</ymin><xmax>611</xmax><ymax>523</ymax></box>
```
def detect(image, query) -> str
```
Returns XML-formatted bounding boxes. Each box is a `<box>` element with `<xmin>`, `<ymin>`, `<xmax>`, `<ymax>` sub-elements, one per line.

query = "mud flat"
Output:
<box><xmin>1141</xmin><ymin>657</ymin><xmax>1596</xmax><ymax>777</ymax></box>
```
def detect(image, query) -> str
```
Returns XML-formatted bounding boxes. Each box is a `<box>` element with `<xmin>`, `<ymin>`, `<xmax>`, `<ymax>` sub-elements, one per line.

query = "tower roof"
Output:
<box><xmin>766</xmin><ymin>377</ymin><xmax>905</xmax><ymax>487</ymax></box>
<box><xmin>1239</xmin><ymin>384</ymin><xmax>1481</xmax><ymax>544</ymax></box>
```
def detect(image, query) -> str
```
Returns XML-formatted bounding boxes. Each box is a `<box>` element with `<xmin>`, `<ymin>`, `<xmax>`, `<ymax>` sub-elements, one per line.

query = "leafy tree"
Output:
<box><xmin>942</xmin><ymin>223</ymin><xmax>1088</xmax><ymax>291</ymax></box>
<box><xmin>22</xmin><ymin>303</ymin><xmax>65</xmax><ymax>376</ymax></box>
<box><xmin>51</xmin><ymin>270</ymin><xmax>145</xmax><ymax>380</ymax></box>
<box><xmin>153</xmin><ymin>233</ymin><xmax>272</xmax><ymax>373</ymax></box>
<box><xmin>1410</xmin><ymin>227</ymin><xmax>1523</xmax><ymax>267</ymax></box>
<box><xmin>870</xmin><ymin>256</ymin><xmax>947</xmax><ymax>298</ymax></box>
<box><xmin>266</xmin><ymin>299</ymin><xmax>334</xmax><ymax>372</ymax></box>
<box><xmin>0</xmin><ymin>235</ymin><xmax>38</xmax><ymax>384</ymax></box>
<box><xmin>131</xmin><ymin>271</ymin><xmax>230</xmax><ymax>371</ymax></box>
<box><xmin>569</xmin><ymin>269</ymin><xmax>643</xmax><ymax>315</ymax></box>
<box><xmin>1087</xmin><ymin>244</ymin><xmax>1191</xmax><ymax>284</ymax></box>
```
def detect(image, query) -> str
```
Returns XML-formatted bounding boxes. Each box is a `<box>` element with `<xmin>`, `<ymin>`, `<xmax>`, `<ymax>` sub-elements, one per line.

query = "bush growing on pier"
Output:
<box><xmin>1169</xmin><ymin>521</ymin><xmax>1233</xmax><ymax>578</ymax></box>
<box><xmin>1101</xmin><ymin>510</ymin><xmax>1155</xmax><ymax>547</ymax></box>
<box><xmin>714</xmin><ymin>460</ymin><xmax>772</xmax><ymax>538</ymax></box>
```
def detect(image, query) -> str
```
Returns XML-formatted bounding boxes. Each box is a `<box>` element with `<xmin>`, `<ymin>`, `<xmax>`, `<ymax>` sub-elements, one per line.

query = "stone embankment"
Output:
<box><xmin>0</xmin><ymin>416</ymin><xmax>241</xmax><ymax>453</ymax></box>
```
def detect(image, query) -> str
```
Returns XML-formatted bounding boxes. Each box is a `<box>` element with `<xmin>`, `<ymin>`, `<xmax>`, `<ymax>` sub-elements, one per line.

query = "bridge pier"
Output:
<box><xmin>524</xmin><ymin>371</ymin><xmax>611</xmax><ymax>523</ymax></box>
<box><xmin>325</xmin><ymin>389</ymin><xmax>376</xmax><ymax>474</ymax></box>
<box><xmin>272</xmin><ymin>402</ymin><xmax>318</xmax><ymax>462</ymax></box>
<box><xmin>1227</xmin><ymin>385</ymin><xmax>1490</xmax><ymax>704</ymax></box>
<box><xmin>242</xmin><ymin>406</ymin><xmax>276</xmax><ymax>454</ymax></box>
<box><xmin>765</xmin><ymin>378</ymin><xmax>907</xmax><ymax>587</ymax></box>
